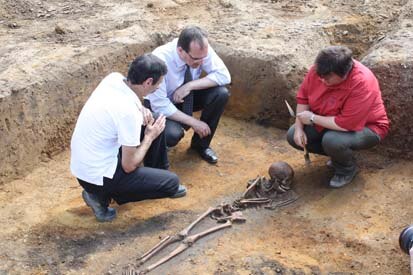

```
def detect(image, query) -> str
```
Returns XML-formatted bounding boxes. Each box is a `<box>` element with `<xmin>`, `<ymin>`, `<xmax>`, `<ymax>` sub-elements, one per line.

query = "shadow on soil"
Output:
<box><xmin>26</xmin><ymin>209</ymin><xmax>195</xmax><ymax>273</ymax></box>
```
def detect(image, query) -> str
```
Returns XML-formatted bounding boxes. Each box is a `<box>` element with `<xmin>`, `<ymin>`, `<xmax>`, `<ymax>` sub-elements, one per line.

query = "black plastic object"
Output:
<box><xmin>399</xmin><ymin>225</ymin><xmax>413</xmax><ymax>254</ymax></box>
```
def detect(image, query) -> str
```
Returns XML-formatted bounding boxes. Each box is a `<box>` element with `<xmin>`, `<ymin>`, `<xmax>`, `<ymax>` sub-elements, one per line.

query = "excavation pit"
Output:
<box><xmin>1</xmin><ymin>0</ymin><xmax>413</xmax><ymax>274</ymax></box>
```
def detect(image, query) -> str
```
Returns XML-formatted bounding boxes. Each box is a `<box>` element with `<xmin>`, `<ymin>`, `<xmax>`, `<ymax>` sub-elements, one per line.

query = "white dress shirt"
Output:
<box><xmin>146</xmin><ymin>38</ymin><xmax>231</xmax><ymax>117</ymax></box>
<box><xmin>70</xmin><ymin>72</ymin><xmax>143</xmax><ymax>185</ymax></box>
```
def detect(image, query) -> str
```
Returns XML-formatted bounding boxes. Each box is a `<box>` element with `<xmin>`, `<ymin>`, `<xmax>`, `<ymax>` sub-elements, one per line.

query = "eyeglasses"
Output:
<box><xmin>185</xmin><ymin>50</ymin><xmax>207</xmax><ymax>61</ymax></box>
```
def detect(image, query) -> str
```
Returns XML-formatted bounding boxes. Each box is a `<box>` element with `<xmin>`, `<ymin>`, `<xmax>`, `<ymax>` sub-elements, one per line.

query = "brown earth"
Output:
<box><xmin>0</xmin><ymin>117</ymin><xmax>412</xmax><ymax>274</ymax></box>
<box><xmin>1</xmin><ymin>0</ymin><xmax>413</xmax><ymax>274</ymax></box>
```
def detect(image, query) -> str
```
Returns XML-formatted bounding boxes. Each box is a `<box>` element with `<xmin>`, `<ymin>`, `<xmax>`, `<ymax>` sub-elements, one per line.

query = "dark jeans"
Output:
<box><xmin>286</xmin><ymin>124</ymin><xmax>380</xmax><ymax>176</ymax></box>
<box><xmin>78</xmin><ymin>126</ymin><xmax>179</xmax><ymax>205</ymax></box>
<box><xmin>145</xmin><ymin>86</ymin><xmax>229</xmax><ymax>149</ymax></box>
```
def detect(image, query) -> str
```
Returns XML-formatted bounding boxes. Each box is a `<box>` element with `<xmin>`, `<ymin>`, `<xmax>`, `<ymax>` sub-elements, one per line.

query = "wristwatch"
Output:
<box><xmin>310</xmin><ymin>113</ymin><xmax>315</xmax><ymax>125</ymax></box>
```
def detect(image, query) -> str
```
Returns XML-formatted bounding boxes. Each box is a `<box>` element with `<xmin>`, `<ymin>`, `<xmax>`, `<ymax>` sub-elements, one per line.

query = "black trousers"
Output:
<box><xmin>286</xmin><ymin>124</ymin><xmax>380</xmax><ymax>176</ymax></box>
<box><xmin>145</xmin><ymin>86</ymin><xmax>229</xmax><ymax>149</ymax></box>
<box><xmin>78</xmin><ymin>126</ymin><xmax>179</xmax><ymax>205</ymax></box>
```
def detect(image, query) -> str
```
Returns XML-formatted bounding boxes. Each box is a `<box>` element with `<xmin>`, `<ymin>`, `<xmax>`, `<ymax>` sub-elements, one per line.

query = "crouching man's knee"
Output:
<box><xmin>286</xmin><ymin>125</ymin><xmax>302</xmax><ymax>150</ymax></box>
<box><xmin>165</xmin><ymin>122</ymin><xmax>185</xmax><ymax>147</ymax></box>
<box><xmin>214</xmin><ymin>86</ymin><xmax>230</xmax><ymax>105</ymax></box>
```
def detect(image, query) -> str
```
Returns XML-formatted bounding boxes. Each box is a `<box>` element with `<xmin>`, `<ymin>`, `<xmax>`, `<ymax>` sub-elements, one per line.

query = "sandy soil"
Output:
<box><xmin>1</xmin><ymin>0</ymin><xmax>413</xmax><ymax>274</ymax></box>
<box><xmin>0</xmin><ymin>117</ymin><xmax>412</xmax><ymax>274</ymax></box>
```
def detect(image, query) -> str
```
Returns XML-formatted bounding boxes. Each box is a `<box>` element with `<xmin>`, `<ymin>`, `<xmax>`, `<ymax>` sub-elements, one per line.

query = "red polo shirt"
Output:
<box><xmin>296</xmin><ymin>60</ymin><xmax>389</xmax><ymax>139</ymax></box>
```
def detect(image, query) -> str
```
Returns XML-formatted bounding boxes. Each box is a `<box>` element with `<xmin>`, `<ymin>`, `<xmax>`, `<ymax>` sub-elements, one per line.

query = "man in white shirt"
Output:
<box><xmin>145</xmin><ymin>26</ymin><xmax>231</xmax><ymax>164</ymax></box>
<box><xmin>71</xmin><ymin>54</ymin><xmax>187</xmax><ymax>222</ymax></box>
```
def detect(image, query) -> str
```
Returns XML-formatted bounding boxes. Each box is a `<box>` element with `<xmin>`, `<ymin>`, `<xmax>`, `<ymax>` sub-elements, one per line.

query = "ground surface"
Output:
<box><xmin>1</xmin><ymin>0</ymin><xmax>413</xmax><ymax>274</ymax></box>
<box><xmin>0</xmin><ymin>117</ymin><xmax>412</xmax><ymax>274</ymax></box>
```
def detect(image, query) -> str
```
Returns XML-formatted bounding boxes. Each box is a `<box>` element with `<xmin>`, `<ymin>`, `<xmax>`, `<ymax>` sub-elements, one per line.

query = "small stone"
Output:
<box><xmin>147</xmin><ymin>3</ymin><xmax>154</xmax><ymax>8</ymax></box>
<box><xmin>7</xmin><ymin>22</ymin><xmax>19</xmax><ymax>28</ymax></box>
<box><xmin>55</xmin><ymin>25</ymin><xmax>66</xmax><ymax>34</ymax></box>
<box><xmin>220</xmin><ymin>0</ymin><xmax>233</xmax><ymax>8</ymax></box>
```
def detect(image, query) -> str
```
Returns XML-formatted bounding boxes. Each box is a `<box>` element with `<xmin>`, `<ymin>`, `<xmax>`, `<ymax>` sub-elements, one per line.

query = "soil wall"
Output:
<box><xmin>0</xmin><ymin>43</ymin><xmax>154</xmax><ymax>184</ymax></box>
<box><xmin>362</xmin><ymin>22</ymin><xmax>413</xmax><ymax>158</ymax></box>
<box><xmin>219</xmin><ymin>46</ymin><xmax>306</xmax><ymax>129</ymax></box>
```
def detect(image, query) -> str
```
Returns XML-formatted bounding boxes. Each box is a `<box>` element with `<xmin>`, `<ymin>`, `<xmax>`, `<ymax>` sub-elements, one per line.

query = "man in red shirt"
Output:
<box><xmin>287</xmin><ymin>46</ymin><xmax>389</xmax><ymax>188</ymax></box>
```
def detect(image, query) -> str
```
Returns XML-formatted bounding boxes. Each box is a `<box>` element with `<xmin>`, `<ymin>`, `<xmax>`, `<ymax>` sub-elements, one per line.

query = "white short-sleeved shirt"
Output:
<box><xmin>145</xmin><ymin>38</ymin><xmax>231</xmax><ymax>117</ymax></box>
<box><xmin>70</xmin><ymin>72</ymin><xmax>143</xmax><ymax>186</ymax></box>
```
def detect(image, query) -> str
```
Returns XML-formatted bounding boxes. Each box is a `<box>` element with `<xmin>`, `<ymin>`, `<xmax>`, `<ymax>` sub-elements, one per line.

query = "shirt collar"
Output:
<box><xmin>121</xmin><ymin>77</ymin><xmax>142</xmax><ymax>110</ymax></box>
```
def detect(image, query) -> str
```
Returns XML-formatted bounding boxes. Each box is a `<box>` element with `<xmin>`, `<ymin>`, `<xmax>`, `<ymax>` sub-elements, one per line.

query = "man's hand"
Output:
<box><xmin>191</xmin><ymin>119</ymin><xmax>211</xmax><ymax>138</ymax></box>
<box><xmin>144</xmin><ymin>115</ymin><xmax>166</xmax><ymax>141</ymax></box>
<box><xmin>293</xmin><ymin>126</ymin><xmax>307</xmax><ymax>148</ymax></box>
<box><xmin>173</xmin><ymin>83</ymin><xmax>192</xmax><ymax>103</ymax></box>
<box><xmin>296</xmin><ymin>110</ymin><xmax>314</xmax><ymax>125</ymax></box>
<box><xmin>141</xmin><ymin>107</ymin><xmax>154</xmax><ymax>126</ymax></box>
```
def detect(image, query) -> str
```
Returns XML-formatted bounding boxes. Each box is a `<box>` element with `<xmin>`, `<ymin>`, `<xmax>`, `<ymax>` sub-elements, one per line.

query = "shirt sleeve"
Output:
<box><xmin>202</xmin><ymin>45</ymin><xmax>231</xmax><ymax>85</ymax></box>
<box><xmin>334</xmin><ymin>81</ymin><xmax>375</xmax><ymax>131</ymax></box>
<box><xmin>296</xmin><ymin>69</ymin><xmax>312</xmax><ymax>105</ymax></box>
<box><xmin>117</xmin><ymin>109</ymin><xmax>142</xmax><ymax>147</ymax></box>
<box><xmin>146</xmin><ymin>78</ymin><xmax>178</xmax><ymax>117</ymax></box>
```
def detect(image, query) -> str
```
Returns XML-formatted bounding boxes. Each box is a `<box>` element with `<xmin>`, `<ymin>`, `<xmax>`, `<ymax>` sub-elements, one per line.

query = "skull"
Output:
<box><xmin>268</xmin><ymin>161</ymin><xmax>294</xmax><ymax>193</ymax></box>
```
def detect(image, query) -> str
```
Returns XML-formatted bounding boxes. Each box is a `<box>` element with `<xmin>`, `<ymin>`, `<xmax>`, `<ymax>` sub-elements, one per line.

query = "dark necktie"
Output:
<box><xmin>181</xmin><ymin>65</ymin><xmax>193</xmax><ymax>116</ymax></box>
<box><xmin>180</xmin><ymin>65</ymin><xmax>193</xmax><ymax>130</ymax></box>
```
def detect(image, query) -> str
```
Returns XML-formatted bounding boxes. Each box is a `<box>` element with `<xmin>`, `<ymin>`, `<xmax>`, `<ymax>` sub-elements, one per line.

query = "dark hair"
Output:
<box><xmin>177</xmin><ymin>26</ymin><xmax>208</xmax><ymax>53</ymax></box>
<box><xmin>315</xmin><ymin>46</ymin><xmax>354</xmax><ymax>78</ymax></box>
<box><xmin>127</xmin><ymin>53</ymin><xmax>167</xmax><ymax>85</ymax></box>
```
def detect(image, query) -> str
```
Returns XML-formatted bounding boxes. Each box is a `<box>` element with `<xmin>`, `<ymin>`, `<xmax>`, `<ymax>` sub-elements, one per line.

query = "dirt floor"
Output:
<box><xmin>1</xmin><ymin>0</ymin><xmax>413</xmax><ymax>274</ymax></box>
<box><xmin>0</xmin><ymin>117</ymin><xmax>412</xmax><ymax>274</ymax></box>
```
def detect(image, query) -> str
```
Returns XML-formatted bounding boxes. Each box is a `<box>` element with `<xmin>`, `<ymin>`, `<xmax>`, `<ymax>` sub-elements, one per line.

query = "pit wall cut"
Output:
<box><xmin>0</xmin><ymin>42</ymin><xmax>154</xmax><ymax>184</ymax></box>
<box><xmin>1</xmin><ymin>31</ymin><xmax>412</xmax><ymax>185</ymax></box>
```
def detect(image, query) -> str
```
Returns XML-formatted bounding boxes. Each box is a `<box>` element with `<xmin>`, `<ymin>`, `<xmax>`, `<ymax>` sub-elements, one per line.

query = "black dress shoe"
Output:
<box><xmin>82</xmin><ymin>190</ymin><xmax>117</xmax><ymax>222</ymax></box>
<box><xmin>192</xmin><ymin>146</ymin><xmax>218</xmax><ymax>164</ymax></box>
<box><xmin>329</xmin><ymin>168</ymin><xmax>359</xmax><ymax>188</ymax></box>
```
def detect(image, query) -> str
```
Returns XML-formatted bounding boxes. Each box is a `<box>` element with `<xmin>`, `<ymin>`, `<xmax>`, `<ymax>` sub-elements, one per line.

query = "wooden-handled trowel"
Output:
<box><xmin>285</xmin><ymin>100</ymin><xmax>311</xmax><ymax>166</ymax></box>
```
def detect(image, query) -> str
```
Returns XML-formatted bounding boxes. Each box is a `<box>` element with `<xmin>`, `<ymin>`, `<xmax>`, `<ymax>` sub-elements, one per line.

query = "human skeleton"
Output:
<box><xmin>131</xmin><ymin>161</ymin><xmax>297</xmax><ymax>274</ymax></box>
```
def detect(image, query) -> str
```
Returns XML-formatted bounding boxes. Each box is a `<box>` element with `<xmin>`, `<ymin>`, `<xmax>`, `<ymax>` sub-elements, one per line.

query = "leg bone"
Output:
<box><xmin>139</xmin><ymin>235</ymin><xmax>171</xmax><ymax>260</ymax></box>
<box><xmin>216</xmin><ymin>211</ymin><xmax>246</xmax><ymax>223</ymax></box>
<box><xmin>178</xmin><ymin>207</ymin><xmax>218</xmax><ymax>238</ymax></box>
<box><xmin>138</xmin><ymin>235</ymin><xmax>182</xmax><ymax>265</ymax></box>
<box><xmin>185</xmin><ymin>220</ymin><xmax>232</xmax><ymax>245</ymax></box>
<box><xmin>142</xmin><ymin>243</ymin><xmax>189</xmax><ymax>274</ymax></box>
<box><xmin>142</xmin><ymin>221</ymin><xmax>232</xmax><ymax>274</ymax></box>
<box><xmin>139</xmin><ymin>207</ymin><xmax>218</xmax><ymax>265</ymax></box>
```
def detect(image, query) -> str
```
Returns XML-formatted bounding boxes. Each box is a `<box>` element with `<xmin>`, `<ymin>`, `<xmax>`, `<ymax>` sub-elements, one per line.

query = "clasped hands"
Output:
<box><xmin>141</xmin><ymin>107</ymin><xmax>166</xmax><ymax>141</ymax></box>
